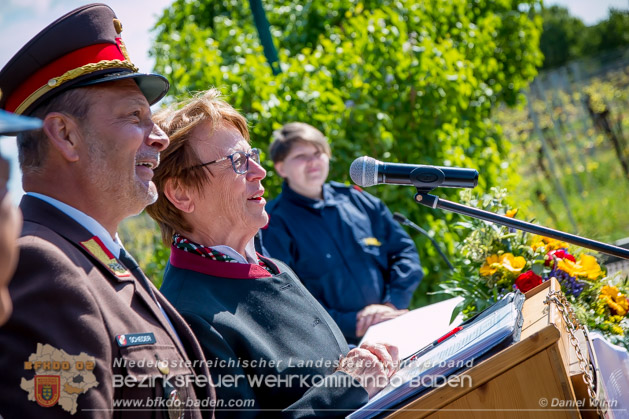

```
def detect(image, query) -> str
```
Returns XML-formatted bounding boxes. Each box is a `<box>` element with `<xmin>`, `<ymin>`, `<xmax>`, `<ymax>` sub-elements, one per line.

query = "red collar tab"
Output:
<box><xmin>170</xmin><ymin>246</ymin><xmax>274</xmax><ymax>279</ymax></box>
<box><xmin>80</xmin><ymin>236</ymin><xmax>132</xmax><ymax>278</ymax></box>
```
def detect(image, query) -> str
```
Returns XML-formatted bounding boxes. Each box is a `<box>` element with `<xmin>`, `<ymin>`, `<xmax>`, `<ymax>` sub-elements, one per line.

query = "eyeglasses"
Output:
<box><xmin>191</xmin><ymin>148</ymin><xmax>261</xmax><ymax>174</ymax></box>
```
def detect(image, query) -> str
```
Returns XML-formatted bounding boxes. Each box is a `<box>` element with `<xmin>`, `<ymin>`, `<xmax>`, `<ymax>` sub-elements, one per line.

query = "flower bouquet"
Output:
<box><xmin>438</xmin><ymin>188</ymin><xmax>629</xmax><ymax>349</ymax></box>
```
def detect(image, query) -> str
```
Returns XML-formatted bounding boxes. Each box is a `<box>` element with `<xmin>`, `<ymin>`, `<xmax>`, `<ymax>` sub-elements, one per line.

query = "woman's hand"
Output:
<box><xmin>337</xmin><ymin>342</ymin><xmax>400</xmax><ymax>398</ymax></box>
<box><xmin>356</xmin><ymin>304</ymin><xmax>408</xmax><ymax>337</ymax></box>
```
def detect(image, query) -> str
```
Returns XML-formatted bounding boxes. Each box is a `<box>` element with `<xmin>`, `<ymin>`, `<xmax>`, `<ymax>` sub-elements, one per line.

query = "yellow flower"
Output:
<box><xmin>611</xmin><ymin>325</ymin><xmax>624</xmax><ymax>336</ymax></box>
<box><xmin>480</xmin><ymin>254</ymin><xmax>501</xmax><ymax>276</ymax></box>
<box><xmin>557</xmin><ymin>254</ymin><xmax>603</xmax><ymax>280</ymax></box>
<box><xmin>599</xmin><ymin>286</ymin><xmax>629</xmax><ymax>316</ymax></box>
<box><xmin>505</xmin><ymin>208</ymin><xmax>518</xmax><ymax>218</ymax></box>
<box><xmin>531</xmin><ymin>236</ymin><xmax>569</xmax><ymax>252</ymax></box>
<box><xmin>601</xmin><ymin>286</ymin><xmax>619</xmax><ymax>298</ymax></box>
<box><xmin>501</xmin><ymin>253</ymin><xmax>526</xmax><ymax>273</ymax></box>
<box><xmin>480</xmin><ymin>253</ymin><xmax>526</xmax><ymax>276</ymax></box>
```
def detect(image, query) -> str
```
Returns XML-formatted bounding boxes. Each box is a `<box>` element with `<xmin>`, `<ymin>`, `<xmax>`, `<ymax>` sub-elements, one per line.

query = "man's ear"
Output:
<box><xmin>42</xmin><ymin>112</ymin><xmax>81</xmax><ymax>162</ymax></box>
<box><xmin>274</xmin><ymin>161</ymin><xmax>286</xmax><ymax>178</ymax></box>
<box><xmin>164</xmin><ymin>178</ymin><xmax>195</xmax><ymax>213</ymax></box>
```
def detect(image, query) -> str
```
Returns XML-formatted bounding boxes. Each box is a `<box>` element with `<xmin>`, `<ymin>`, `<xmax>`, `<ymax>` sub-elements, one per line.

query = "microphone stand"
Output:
<box><xmin>413</xmin><ymin>190</ymin><xmax>629</xmax><ymax>260</ymax></box>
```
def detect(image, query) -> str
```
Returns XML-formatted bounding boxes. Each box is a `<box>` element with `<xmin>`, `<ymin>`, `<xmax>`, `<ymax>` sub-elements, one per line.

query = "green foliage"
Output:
<box><xmin>493</xmin><ymin>66</ymin><xmax>629</xmax><ymax>243</ymax></box>
<box><xmin>119</xmin><ymin>213</ymin><xmax>169</xmax><ymax>287</ymax></box>
<box><xmin>150</xmin><ymin>0</ymin><xmax>542</xmax><ymax>305</ymax></box>
<box><xmin>585</xmin><ymin>9</ymin><xmax>629</xmax><ymax>55</ymax></box>
<box><xmin>539</xmin><ymin>5</ymin><xmax>586</xmax><ymax>69</ymax></box>
<box><xmin>540</xmin><ymin>6</ymin><xmax>629</xmax><ymax>70</ymax></box>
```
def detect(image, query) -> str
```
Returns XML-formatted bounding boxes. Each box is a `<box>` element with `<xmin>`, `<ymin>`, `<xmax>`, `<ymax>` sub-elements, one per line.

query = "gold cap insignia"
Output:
<box><xmin>113</xmin><ymin>18</ymin><xmax>123</xmax><ymax>34</ymax></box>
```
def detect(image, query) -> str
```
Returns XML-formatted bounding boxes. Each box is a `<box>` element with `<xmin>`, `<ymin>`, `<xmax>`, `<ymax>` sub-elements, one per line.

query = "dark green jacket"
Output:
<box><xmin>160</xmin><ymin>247</ymin><xmax>369</xmax><ymax>418</ymax></box>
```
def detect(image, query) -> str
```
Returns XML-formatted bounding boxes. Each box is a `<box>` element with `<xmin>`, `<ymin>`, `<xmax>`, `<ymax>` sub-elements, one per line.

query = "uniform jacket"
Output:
<box><xmin>261</xmin><ymin>181</ymin><xmax>423</xmax><ymax>341</ymax></box>
<box><xmin>161</xmin><ymin>247</ymin><xmax>369</xmax><ymax>418</ymax></box>
<box><xmin>0</xmin><ymin>196</ymin><xmax>215</xmax><ymax>418</ymax></box>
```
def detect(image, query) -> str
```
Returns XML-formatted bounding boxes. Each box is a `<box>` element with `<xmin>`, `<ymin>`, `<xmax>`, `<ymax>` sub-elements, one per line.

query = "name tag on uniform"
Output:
<box><xmin>116</xmin><ymin>332</ymin><xmax>156</xmax><ymax>347</ymax></box>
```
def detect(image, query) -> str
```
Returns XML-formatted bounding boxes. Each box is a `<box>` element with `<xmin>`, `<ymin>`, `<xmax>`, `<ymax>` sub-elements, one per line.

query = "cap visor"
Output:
<box><xmin>75</xmin><ymin>72</ymin><xmax>170</xmax><ymax>106</ymax></box>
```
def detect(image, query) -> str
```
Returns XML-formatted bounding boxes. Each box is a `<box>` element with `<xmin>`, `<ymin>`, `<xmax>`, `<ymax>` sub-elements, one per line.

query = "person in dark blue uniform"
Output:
<box><xmin>261</xmin><ymin>122</ymin><xmax>424</xmax><ymax>343</ymax></box>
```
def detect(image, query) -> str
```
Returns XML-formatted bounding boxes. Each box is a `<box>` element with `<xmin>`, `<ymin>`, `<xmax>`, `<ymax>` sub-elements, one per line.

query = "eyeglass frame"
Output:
<box><xmin>190</xmin><ymin>148</ymin><xmax>262</xmax><ymax>174</ymax></box>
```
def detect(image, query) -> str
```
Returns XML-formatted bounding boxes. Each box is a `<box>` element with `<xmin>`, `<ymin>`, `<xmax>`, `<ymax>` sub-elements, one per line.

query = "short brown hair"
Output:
<box><xmin>147</xmin><ymin>88</ymin><xmax>249</xmax><ymax>244</ymax></box>
<box><xmin>17</xmin><ymin>88</ymin><xmax>92</xmax><ymax>175</ymax></box>
<box><xmin>269</xmin><ymin>122</ymin><xmax>331</xmax><ymax>163</ymax></box>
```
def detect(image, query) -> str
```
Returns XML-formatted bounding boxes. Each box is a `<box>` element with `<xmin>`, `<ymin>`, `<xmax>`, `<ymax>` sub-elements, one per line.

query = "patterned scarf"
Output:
<box><xmin>172</xmin><ymin>233</ymin><xmax>273</xmax><ymax>274</ymax></box>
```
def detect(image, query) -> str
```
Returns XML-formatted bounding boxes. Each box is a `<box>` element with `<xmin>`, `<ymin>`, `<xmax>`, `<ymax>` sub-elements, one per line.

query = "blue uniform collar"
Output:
<box><xmin>281</xmin><ymin>181</ymin><xmax>338</xmax><ymax>208</ymax></box>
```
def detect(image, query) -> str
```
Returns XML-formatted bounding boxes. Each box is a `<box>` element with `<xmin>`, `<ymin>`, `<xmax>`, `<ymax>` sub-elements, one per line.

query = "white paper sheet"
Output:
<box><xmin>359</xmin><ymin>297</ymin><xmax>464</xmax><ymax>360</ymax></box>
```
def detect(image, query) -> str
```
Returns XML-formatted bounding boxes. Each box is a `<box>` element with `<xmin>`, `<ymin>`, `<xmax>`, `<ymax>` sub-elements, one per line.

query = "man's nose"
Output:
<box><xmin>146</xmin><ymin>123</ymin><xmax>169</xmax><ymax>151</ymax></box>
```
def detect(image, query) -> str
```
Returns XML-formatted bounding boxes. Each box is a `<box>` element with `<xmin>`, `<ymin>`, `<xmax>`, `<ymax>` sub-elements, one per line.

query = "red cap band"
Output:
<box><xmin>6</xmin><ymin>42</ymin><xmax>127</xmax><ymax>113</ymax></box>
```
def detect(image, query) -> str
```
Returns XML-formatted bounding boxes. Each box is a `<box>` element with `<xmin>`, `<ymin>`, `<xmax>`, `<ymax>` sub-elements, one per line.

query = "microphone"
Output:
<box><xmin>393</xmin><ymin>212</ymin><xmax>454</xmax><ymax>270</ymax></box>
<box><xmin>350</xmin><ymin>156</ymin><xmax>478</xmax><ymax>190</ymax></box>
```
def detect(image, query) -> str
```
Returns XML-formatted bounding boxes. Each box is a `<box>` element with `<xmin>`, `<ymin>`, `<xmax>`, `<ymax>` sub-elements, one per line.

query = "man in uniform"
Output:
<box><xmin>261</xmin><ymin>122</ymin><xmax>424</xmax><ymax>343</ymax></box>
<box><xmin>0</xmin><ymin>4</ymin><xmax>215</xmax><ymax>417</ymax></box>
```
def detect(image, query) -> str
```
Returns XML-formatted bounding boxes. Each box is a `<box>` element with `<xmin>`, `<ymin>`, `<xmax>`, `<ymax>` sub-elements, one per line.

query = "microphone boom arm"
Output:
<box><xmin>414</xmin><ymin>191</ymin><xmax>629</xmax><ymax>260</ymax></box>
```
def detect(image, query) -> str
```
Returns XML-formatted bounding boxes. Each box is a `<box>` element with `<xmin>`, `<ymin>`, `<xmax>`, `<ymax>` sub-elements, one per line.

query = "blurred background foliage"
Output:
<box><xmin>120</xmin><ymin>1</ymin><xmax>629</xmax><ymax>308</ymax></box>
<box><xmin>540</xmin><ymin>6</ymin><xmax>629</xmax><ymax>70</ymax></box>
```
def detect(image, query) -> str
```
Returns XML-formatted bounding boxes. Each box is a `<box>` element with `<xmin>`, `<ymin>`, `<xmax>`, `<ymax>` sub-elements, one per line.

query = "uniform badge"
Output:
<box><xmin>35</xmin><ymin>375</ymin><xmax>60</xmax><ymax>408</ymax></box>
<box><xmin>167</xmin><ymin>388</ymin><xmax>183</xmax><ymax>419</ymax></box>
<box><xmin>22</xmin><ymin>343</ymin><xmax>98</xmax><ymax>414</ymax></box>
<box><xmin>80</xmin><ymin>236</ymin><xmax>132</xmax><ymax>278</ymax></box>
<box><xmin>117</xmin><ymin>335</ymin><xmax>127</xmax><ymax>346</ymax></box>
<box><xmin>363</xmin><ymin>237</ymin><xmax>382</xmax><ymax>246</ymax></box>
<box><xmin>115</xmin><ymin>332</ymin><xmax>156</xmax><ymax>348</ymax></box>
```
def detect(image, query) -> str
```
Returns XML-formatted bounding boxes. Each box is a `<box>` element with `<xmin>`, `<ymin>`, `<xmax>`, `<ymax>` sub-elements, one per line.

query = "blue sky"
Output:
<box><xmin>1</xmin><ymin>0</ymin><xmax>628</xmax><ymax>203</ymax></box>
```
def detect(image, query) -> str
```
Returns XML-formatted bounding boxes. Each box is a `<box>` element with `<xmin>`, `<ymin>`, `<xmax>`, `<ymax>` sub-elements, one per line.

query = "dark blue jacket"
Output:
<box><xmin>261</xmin><ymin>181</ymin><xmax>423</xmax><ymax>341</ymax></box>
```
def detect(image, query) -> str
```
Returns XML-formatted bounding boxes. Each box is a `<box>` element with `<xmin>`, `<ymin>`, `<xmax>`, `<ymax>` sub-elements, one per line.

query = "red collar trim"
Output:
<box><xmin>169</xmin><ymin>246</ymin><xmax>278</xmax><ymax>279</ymax></box>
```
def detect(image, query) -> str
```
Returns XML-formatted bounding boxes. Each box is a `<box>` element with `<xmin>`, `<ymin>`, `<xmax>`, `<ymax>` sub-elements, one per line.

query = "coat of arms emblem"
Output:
<box><xmin>35</xmin><ymin>375</ymin><xmax>60</xmax><ymax>407</ymax></box>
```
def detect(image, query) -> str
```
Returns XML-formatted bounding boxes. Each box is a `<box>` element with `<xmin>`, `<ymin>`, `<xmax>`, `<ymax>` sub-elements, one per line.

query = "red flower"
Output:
<box><xmin>515</xmin><ymin>270</ymin><xmax>543</xmax><ymax>293</ymax></box>
<box><xmin>544</xmin><ymin>249</ymin><xmax>576</xmax><ymax>266</ymax></box>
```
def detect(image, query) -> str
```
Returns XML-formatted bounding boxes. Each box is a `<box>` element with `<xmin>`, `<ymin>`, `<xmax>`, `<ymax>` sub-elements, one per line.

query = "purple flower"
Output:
<box><xmin>546</xmin><ymin>266</ymin><xmax>586</xmax><ymax>297</ymax></box>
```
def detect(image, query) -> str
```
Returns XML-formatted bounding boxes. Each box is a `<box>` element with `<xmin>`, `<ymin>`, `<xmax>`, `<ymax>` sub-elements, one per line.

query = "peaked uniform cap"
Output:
<box><xmin>0</xmin><ymin>3</ymin><xmax>169</xmax><ymax>116</ymax></box>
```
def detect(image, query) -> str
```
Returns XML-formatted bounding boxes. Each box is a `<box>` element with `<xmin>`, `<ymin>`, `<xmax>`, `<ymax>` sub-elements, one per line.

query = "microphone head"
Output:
<box><xmin>350</xmin><ymin>156</ymin><xmax>379</xmax><ymax>187</ymax></box>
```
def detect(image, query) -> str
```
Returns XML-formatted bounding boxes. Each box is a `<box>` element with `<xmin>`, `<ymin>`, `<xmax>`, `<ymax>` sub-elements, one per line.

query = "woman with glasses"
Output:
<box><xmin>146</xmin><ymin>89</ymin><xmax>398</xmax><ymax>418</ymax></box>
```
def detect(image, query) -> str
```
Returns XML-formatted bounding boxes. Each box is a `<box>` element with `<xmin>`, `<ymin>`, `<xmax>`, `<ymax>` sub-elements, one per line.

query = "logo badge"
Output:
<box><xmin>363</xmin><ymin>237</ymin><xmax>382</xmax><ymax>246</ymax></box>
<box><xmin>22</xmin><ymin>343</ymin><xmax>98</xmax><ymax>414</ymax></box>
<box><xmin>35</xmin><ymin>375</ymin><xmax>60</xmax><ymax>408</ymax></box>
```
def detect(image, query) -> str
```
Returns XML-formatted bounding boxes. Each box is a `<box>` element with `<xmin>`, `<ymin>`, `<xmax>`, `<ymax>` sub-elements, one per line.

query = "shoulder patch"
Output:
<box><xmin>22</xmin><ymin>343</ymin><xmax>98</xmax><ymax>414</ymax></box>
<box><xmin>79</xmin><ymin>236</ymin><xmax>131</xmax><ymax>278</ymax></box>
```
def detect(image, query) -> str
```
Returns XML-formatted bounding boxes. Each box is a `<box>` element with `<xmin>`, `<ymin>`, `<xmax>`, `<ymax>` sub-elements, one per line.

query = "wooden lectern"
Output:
<box><xmin>386</xmin><ymin>278</ymin><xmax>591</xmax><ymax>418</ymax></box>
